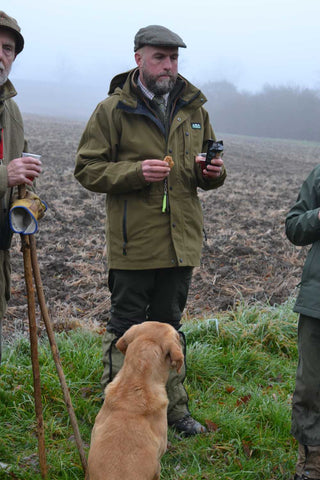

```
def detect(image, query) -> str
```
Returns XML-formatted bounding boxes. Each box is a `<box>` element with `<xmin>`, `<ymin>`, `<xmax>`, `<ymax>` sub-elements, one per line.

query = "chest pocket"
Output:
<box><xmin>180</xmin><ymin>120</ymin><xmax>204</xmax><ymax>172</ymax></box>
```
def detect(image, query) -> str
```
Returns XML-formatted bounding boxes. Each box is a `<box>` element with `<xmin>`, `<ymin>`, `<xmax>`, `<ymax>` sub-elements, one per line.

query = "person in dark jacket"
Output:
<box><xmin>286</xmin><ymin>164</ymin><xmax>320</xmax><ymax>479</ymax></box>
<box><xmin>0</xmin><ymin>11</ymin><xmax>42</xmax><ymax>363</ymax></box>
<box><xmin>75</xmin><ymin>25</ymin><xmax>226</xmax><ymax>436</ymax></box>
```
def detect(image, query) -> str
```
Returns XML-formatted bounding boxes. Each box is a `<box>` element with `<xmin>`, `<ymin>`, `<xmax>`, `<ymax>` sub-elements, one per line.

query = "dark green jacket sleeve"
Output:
<box><xmin>74</xmin><ymin>102</ymin><xmax>148</xmax><ymax>194</ymax></box>
<box><xmin>285</xmin><ymin>165</ymin><xmax>320</xmax><ymax>246</ymax></box>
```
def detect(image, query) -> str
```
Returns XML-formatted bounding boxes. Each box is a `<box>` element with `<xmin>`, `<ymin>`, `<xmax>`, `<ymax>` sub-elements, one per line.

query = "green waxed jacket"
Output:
<box><xmin>285</xmin><ymin>164</ymin><xmax>320</xmax><ymax>319</ymax></box>
<box><xmin>75</xmin><ymin>69</ymin><xmax>226</xmax><ymax>270</ymax></box>
<box><xmin>0</xmin><ymin>79</ymin><xmax>26</xmax><ymax>250</ymax></box>
<box><xmin>0</xmin><ymin>79</ymin><xmax>26</xmax><ymax>320</ymax></box>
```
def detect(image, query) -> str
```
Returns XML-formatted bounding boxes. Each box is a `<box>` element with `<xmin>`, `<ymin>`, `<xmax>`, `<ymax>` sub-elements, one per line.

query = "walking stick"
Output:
<box><xmin>17</xmin><ymin>182</ymin><xmax>88</xmax><ymax>476</ymax></box>
<box><xmin>18</xmin><ymin>185</ymin><xmax>48</xmax><ymax>479</ymax></box>
<box><xmin>29</xmin><ymin>234</ymin><xmax>88</xmax><ymax>474</ymax></box>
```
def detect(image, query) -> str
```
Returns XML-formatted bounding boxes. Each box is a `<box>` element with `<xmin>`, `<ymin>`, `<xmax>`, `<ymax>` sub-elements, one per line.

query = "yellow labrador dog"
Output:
<box><xmin>87</xmin><ymin>321</ymin><xmax>184</xmax><ymax>480</ymax></box>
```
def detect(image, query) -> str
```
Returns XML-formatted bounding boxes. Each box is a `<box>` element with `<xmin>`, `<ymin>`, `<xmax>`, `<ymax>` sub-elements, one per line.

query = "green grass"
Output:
<box><xmin>0</xmin><ymin>299</ymin><xmax>299</xmax><ymax>479</ymax></box>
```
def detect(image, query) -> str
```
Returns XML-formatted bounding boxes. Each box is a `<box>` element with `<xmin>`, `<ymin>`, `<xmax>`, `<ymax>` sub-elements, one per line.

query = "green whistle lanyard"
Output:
<box><xmin>162</xmin><ymin>178</ymin><xmax>168</xmax><ymax>213</ymax></box>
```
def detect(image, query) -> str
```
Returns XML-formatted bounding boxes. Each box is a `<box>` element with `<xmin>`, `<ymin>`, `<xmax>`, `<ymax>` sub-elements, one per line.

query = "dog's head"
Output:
<box><xmin>116</xmin><ymin>322</ymin><xmax>184</xmax><ymax>373</ymax></box>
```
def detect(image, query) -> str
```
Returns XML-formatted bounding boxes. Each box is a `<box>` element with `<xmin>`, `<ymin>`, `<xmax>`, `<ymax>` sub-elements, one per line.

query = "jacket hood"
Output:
<box><xmin>108</xmin><ymin>69</ymin><xmax>134</xmax><ymax>95</ymax></box>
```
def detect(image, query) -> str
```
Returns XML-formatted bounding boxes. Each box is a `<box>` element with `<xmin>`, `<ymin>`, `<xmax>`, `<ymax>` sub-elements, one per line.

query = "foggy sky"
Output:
<box><xmin>3</xmin><ymin>0</ymin><xmax>320</xmax><ymax>93</ymax></box>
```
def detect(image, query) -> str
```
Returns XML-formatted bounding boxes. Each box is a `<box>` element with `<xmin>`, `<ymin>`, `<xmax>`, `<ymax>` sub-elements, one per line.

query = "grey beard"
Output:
<box><xmin>0</xmin><ymin>72</ymin><xmax>9</xmax><ymax>86</ymax></box>
<box><xmin>0</xmin><ymin>63</ymin><xmax>9</xmax><ymax>86</ymax></box>
<box><xmin>144</xmin><ymin>73</ymin><xmax>176</xmax><ymax>96</ymax></box>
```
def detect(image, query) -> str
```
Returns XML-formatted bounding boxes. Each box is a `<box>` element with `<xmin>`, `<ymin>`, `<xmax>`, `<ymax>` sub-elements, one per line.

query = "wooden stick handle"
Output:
<box><xmin>18</xmin><ymin>183</ymin><xmax>27</xmax><ymax>199</ymax></box>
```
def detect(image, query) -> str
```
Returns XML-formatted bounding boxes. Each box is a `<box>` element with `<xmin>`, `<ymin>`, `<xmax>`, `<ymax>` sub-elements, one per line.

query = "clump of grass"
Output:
<box><xmin>0</xmin><ymin>299</ymin><xmax>299</xmax><ymax>479</ymax></box>
<box><xmin>0</xmin><ymin>330</ymin><xmax>103</xmax><ymax>479</ymax></box>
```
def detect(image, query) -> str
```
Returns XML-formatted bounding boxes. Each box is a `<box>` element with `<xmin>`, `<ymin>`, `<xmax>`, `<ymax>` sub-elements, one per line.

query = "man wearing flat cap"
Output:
<box><xmin>0</xmin><ymin>11</ymin><xmax>42</xmax><ymax>363</ymax></box>
<box><xmin>75</xmin><ymin>25</ymin><xmax>226</xmax><ymax>436</ymax></box>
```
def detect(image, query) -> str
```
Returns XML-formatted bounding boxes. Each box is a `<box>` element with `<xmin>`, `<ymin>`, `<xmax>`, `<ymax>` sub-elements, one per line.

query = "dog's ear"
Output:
<box><xmin>116</xmin><ymin>325</ymin><xmax>140</xmax><ymax>354</ymax></box>
<box><xmin>164</xmin><ymin>336</ymin><xmax>184</xmax><ymax>373</ymax></box>
<box><xmin>169</xmin><ymin>345</ymin><xmax>184</xmax><ymax>373</ymax></box>
<box><xmin>116</xmin><ymin>336</ymin><xmax>128</xmax><ymax>354</ymax></box>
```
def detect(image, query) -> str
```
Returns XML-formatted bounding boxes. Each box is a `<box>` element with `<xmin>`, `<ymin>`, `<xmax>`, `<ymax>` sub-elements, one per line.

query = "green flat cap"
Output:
<box><xmin>0</xmin><ymin>11</ymin><xmax>24</xmax><ymax>54</ymax></box>
<box><xmin>134</xmin><ymin>25</ymin><xmax>186</xmax><ymax>51</ymax></box>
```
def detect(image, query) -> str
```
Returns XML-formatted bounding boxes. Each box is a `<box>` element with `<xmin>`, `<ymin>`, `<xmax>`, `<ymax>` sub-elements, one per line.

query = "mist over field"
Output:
<box><xmin>13</xmin><ymin>78</ymin><xmax>320</xmax><ymax>142</ymax></box>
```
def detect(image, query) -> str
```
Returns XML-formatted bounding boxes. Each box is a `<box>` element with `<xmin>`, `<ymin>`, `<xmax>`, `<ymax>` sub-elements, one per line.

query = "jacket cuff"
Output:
<box><xmin>202</xmin><ymin>166</ymin><xmax>227</xmax><ymax>189</ymax></box>
<box><xmin>136</xmin><ymin>163</ymin><xmax>150</xmax><ymax>187</ymax></box>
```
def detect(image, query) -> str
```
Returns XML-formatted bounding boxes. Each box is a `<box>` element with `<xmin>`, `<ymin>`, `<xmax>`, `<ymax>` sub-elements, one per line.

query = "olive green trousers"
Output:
<box><xmin>292</xmin><ymin>314</ymin><xmax>320</xmax><ymax>445</ymax></box>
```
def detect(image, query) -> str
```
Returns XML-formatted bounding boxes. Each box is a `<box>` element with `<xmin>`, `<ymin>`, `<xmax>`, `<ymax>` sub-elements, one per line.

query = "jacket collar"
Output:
<box><xmin>108</xmin><ymin>68</ymin><xmax>207</xmax><ymax>111</ymax></box>
<box><xmin>0</xmin><ymin>79</ymin><xmax>17</xmax><ymax>103</ymax></box>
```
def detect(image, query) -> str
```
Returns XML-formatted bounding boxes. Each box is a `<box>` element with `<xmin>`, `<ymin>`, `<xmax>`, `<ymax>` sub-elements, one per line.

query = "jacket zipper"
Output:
<box><xmin>122</xmin><ymin>199</ymin><xmax>128</xmax><ymax>256</ymax></box>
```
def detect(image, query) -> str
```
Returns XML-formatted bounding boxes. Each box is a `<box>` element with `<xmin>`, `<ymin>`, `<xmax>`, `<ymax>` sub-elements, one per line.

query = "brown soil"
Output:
<box><xmin>4</xmin><ymin>115</ymin><xmax>319</xmax><ymax>339</ymax></box>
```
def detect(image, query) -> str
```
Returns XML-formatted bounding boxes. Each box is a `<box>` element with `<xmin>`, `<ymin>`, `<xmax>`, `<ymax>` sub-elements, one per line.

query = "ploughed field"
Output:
<box><xmin>4</xmin><ymin>114</ymin><xmax>320</xmax><ymax>338</ymax></box>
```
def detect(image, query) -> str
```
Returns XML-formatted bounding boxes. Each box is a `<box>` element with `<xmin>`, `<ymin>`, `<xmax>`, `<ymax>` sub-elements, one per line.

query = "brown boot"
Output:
<box><xmin>295</xmin><ymin>444</ymin><xmax>320</xmax><ymax>479</ymax></box>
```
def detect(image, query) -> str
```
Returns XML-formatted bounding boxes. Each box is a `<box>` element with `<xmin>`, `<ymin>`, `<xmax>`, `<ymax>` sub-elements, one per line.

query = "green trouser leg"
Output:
<box><xmin>292</xmin><ymin>315</ymin><xmax>320</xmax><ymax>445</ymax></box>
<box><xmin>166</xmin><ymin>332</ymin><xmax>190</xmax><ymax>423</ymax></box>
<box><xmin>295</xmin><ymin>444</ymin><xmax>320</xmax><ymax>478</ymax></box>
<box><xmin>101</xmin><ymin>330</ymin><xmax>189</xmax><ymax>423</ymax></box>
<box><xmin>292</xmin><ymin>315</ymin><xmax>320</xmax><ymax>478</ymax></box>
<box><xmin>166</xmin><ymin>357</ymin><xmax>189</xmax><ymax>423</ymax></box>
<box><xmin>101</xmin><ymin>331</ymin><xmax>125</xmax><ymax>391</ymax></box>
<box><xmin>0</xmin><ymin>316</ymin><xmax>2</xmax><ymax>364</ymax></box>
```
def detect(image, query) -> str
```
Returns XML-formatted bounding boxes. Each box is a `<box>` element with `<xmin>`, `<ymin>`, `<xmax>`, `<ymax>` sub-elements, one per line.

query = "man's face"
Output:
<box><xmin>135</xmin><ymin>46</ymin><xmax>178</xmax><ymax>95</ymax></box>
<box><xmin>0</xmin><ymin>30</ymin><xmax>16</xmax><ymax>86</ymax></box>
